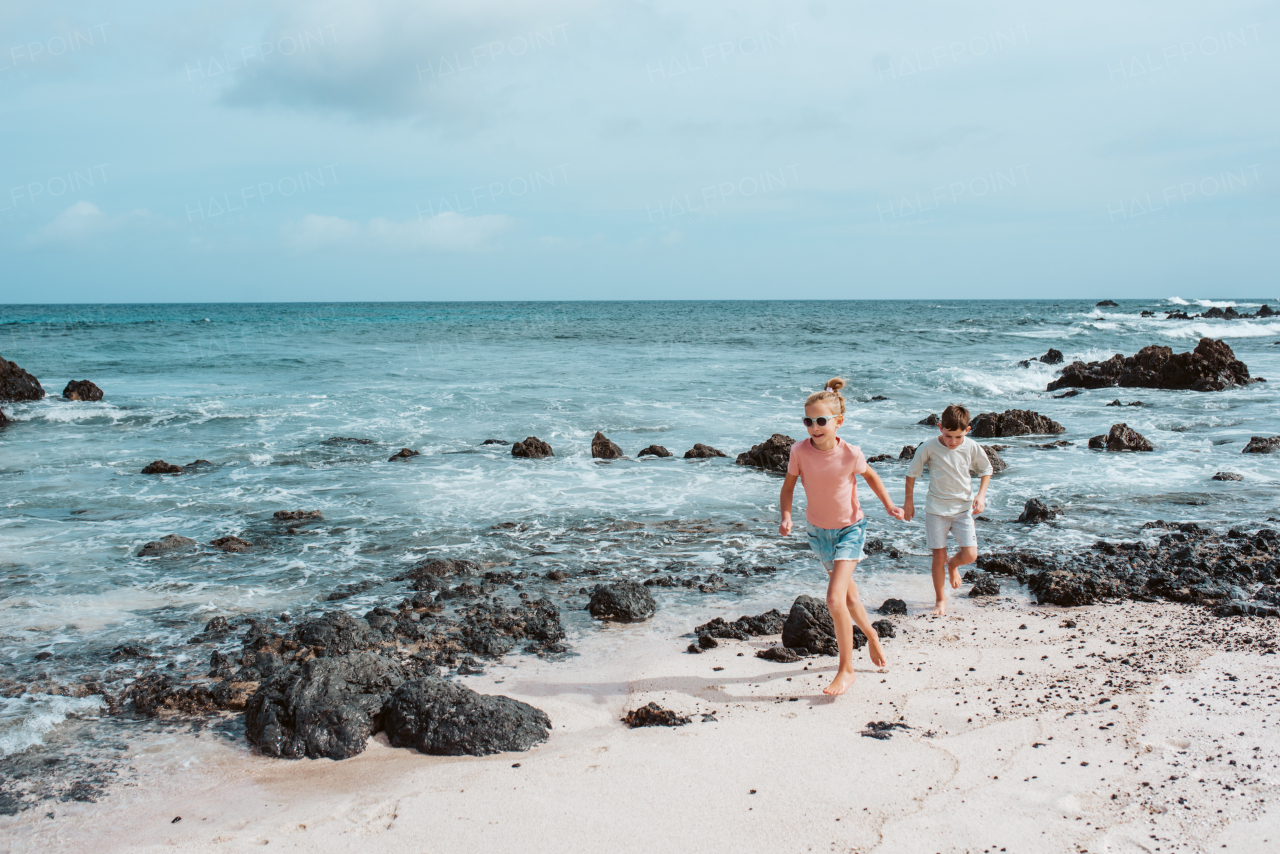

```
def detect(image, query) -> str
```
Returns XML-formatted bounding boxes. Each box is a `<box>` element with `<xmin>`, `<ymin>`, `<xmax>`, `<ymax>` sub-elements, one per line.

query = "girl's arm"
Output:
<box><xmin>778</xmin><ymin>473</ymin><xmax>798</xmax><ymax>535</ymax></box>
<box><xmin>861</xmin><ymin>466</ymin><xmax>904</xmax><ymax>520</ymax></box>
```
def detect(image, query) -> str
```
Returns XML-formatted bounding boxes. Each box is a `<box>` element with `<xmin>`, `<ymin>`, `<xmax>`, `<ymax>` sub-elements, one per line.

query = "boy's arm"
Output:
<box><xmin>972</xmin><ymin>473</ymin><xmax>991</xmax><ymax>515</ymax></box>
<box><xmin>861</xmin><ymin>466</ymin><xmax>904</xmax><ymax>520</ymax></box>
<box><xmin>904</xmin><ymin>476</ymin><xmax>916</xmax><ymax>522</ymax></box>
<box><xmin>778</xmin><ymin>473</ymin><xmax>798</xmax><ymax>536</ymax></box>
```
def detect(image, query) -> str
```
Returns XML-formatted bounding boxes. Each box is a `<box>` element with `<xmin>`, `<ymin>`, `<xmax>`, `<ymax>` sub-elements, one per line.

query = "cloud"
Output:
<box><xmin>30</xmin><ymin>202</ymin><xmax>154</xmax><ymax>246</ymax></box>
<box><xmin>282</xmin><ymin>210</ymin><xmax>512</xmax><ymax>252</ymax></box>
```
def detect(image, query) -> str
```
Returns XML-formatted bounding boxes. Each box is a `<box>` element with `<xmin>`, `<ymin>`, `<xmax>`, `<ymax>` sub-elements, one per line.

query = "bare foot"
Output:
<box><xmin>932</xmin><ymin>599</ymin><xmax>947</xmax><ymax>616</ymax></box>
<box><xmin>948</xmin><ymin>564</ymin><xmax>962</xmax><ymax>589</ymax></box>
<box><xmin>823</xmin><ymin>670</ymin><xmax>858</xmax><ymax>696</ymax></box>
<box><xmin>867</xmin><ymin>636</ymin><xmax>887</xmax><ymax>667</ymax></box>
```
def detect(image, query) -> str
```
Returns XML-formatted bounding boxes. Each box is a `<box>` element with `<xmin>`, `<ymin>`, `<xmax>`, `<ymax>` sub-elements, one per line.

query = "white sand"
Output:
<box><xmin>4</xmin><ymin>601</ymin><xmax>1279</xmax><ymax>853</ymax></box>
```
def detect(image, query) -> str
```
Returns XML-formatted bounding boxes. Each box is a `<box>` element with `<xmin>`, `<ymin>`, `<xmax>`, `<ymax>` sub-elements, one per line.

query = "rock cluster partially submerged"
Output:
<box><xmin>969</xmin><ymin>409</ymin><xmax>1064</xmax><ymax>439</ymax></box>
<box><xmin>1047</xmin><ymin>338</ymin><xmax>1255</xmax><ymax>392</ymax></box>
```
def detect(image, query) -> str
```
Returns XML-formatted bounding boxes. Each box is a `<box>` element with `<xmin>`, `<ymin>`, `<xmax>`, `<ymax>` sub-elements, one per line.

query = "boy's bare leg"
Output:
<box><xmin>930</xmin><ymin>548</ymin><xmax>949</xmax><ymax>615</ymax></box>
<box><xmin>845</xmin><ymin>584</ymin><xmax>887</xmax><ymax>668</ymax></box>
<box><xmin>824</xmin><ymin>560</ymin><xmax>879</xmax><ymax>695</ymax></box>
<box><xmin>946</xmin><ymin>547</ymin><xmax>978</xmax><ymax>588</ymax></box>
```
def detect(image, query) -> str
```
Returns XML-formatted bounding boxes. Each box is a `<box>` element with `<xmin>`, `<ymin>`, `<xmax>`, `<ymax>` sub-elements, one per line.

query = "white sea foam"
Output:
<box><xmin>1161</xmin><ymin>320</ymin><xmax>1280</xmax><ymax>340</ymax></box>
<box><xmin>0</xmin><ymin>693</ymin><xmax>104</xmax><ymax>756</ymax></box>
<box><xmin>1166</xmin><ymin>297</ymin><xmax>1190</xmax><ymax>305</ymax></box>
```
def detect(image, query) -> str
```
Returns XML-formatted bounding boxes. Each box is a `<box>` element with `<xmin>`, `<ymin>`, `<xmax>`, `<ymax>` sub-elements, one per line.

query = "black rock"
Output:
<box><xmin>684</xmin><ymin>443</ymin><xmax>727</xmax><ymax>459</ymax></box>
<box><xmin>0</xmin><ymin>408</ymin><xmax>6</xmax><ymax>426</ymax></box>
<box><xmin>1017</xmin><ymin>498</ymin><xmax>1057</xmax><ymax>524</ymax></box>
<box><xmin>137</xmin><ymin>534</ymin><xmax>197</xmax><ymax>557</ymax></box>
<box><xmin>756</xmin><ymin>646</ymin><xmax>803</xmax><ymax>663</ymax></box>
<box><xmin>1106</xmin><ymin>399</ymin><xmax>1144</xmax><ymax>407</ymax></box>
<box><xmin>1212</xmin><ymin>472</ymin><xmax>1243</xmax><ymax>482</ymax></box>
<box><xmin>969</xmin><ymin>409</ymin><xmax>1065</xmax><ymax>439</ymax></box>
<box><xmin>693</xmin><ymin>610</ymin><xmax>786</xmax><ymax>640</ymax></box>
<box><xmin>622</xmin><ymin>702</ymin><xmax>689</xmax><ymax>727</ymax></box>
<box><xmin>1101</xmin><ymin>423</ymin><xmax>1153</xmax><ymax>452</ymax></box>
<box><xmin>210</xmin><ymin>535</ymin><xmax>252</xmax><ymax>553</ymax></box>
<box><xmin>292</xmin><ymin>611</ymin><xmax>384</xmax><ymax>657</ymax></box>
<box><xmin>389</xmin><ymin>448</ymin><xmax>420</xmax><ymax>461</ymax></box>
<box><xmin>383</xmin><ymin>677</ymin><xmax>550</xmax><ymax>754</ymax></box>
<box><xmin>481</xmin><ymin>439</ymin><xmax>509</xmax><ymax>445</ymax></box>
<box><xmin>141</xmin><ymin>460</ymin><xmax>183</xmax><ymax>475</ymax></box>
<box><xmin>591</xmin><ymin>431</ymin><xmax>624</xmax><ymax>459</ymax></box>
<box><xmin>396</xmin><ymin>557</ymin><xmax>480</xmax><ymax>589</ymax></box>
<box><xmin>245</xmin><ymin>652</ymin><xmax>409</xmax><ymax>760</ymax></box>
<box><xmin>735</xmin><ymin>434</ymin><xmax>795</xmax><ymax>473</ymax></box>
<box><xmin>917</xmin><ymin>414</ymin><xmax>940</xmax><ymax>426</ymax></box>
<box><xmin>1033</xmin><ymin>440</ymin><xmax>1073</xmax><ymax>449</ymax></box>
<box><xmin>1258</xmin><ymin>305</ymin><xmax>1276</xmax><ymax>318</ymax></box>
<box><xmin>871</xmin><ymin>619</ymin><xmax>895</xmax><ymax>639</ymax></box>
<box><xmin>866</xmin><ymin>453</ymin><xmax>894</xmax><ymax>463</ymax></box>
<box><xmin>1096</xmin><ymin>300</ymin><xmax>1119</xmax><ymax>307</ymax></box>
<box><xmin>0</xmin><ymin>357</ymin><xmax>44</xmax><ymax>401</ymax></box>
<box><xmin>697</xmin><ymin>634</ymin><xmax>718</xmax><ymax>649</ymax></box>
<box><xmin>512</xmin><ymin>436</ymin><xmax>553</xmax><ymax>458</ymax></box>
<box><xmin>62</xmin><ymin>380</ymin><xmax>103</xmax><ymax>401</ymax></box>
<box><xmin>781</xmin><ymin>595</ymin><xmax>845</xmax><ymax>655</ymax></box>
<box><xmin>1039</xmin><ymin>349</ymin><xmax>1064</xmax><ymax>365</ymax></box>
<box><xmin>323</xmin><ymin>436</ymin><xmax>374</xmax><ymax>445</ymax></box>
<box><xmin>1243</xmin><ymin>436</ymin><xmax>1280</xmax><ymax>454</ymax></box>
<box><xmin>899</xmin><ymin>444</ymin><xmax>919</xmax><ymax>460</ymax></box>
<box><xmin>1053</xmin><ymin>389</ymin><xmax>1082</xmax><ymax>399</ymax></box>
<box><xmin>968</xmin><ymin>574</ymin><xmax>1000</xmax><ymax>597</ymax></box>
<box><xmin>1088</xmin><ymin>434</ymin><xmax>1106</xmax><ymax>450</ymax></box>
<box><xmin>637</xmin><ymin>444</ymin><xmax>672</xmax><ymax>457</ymax></box>
<box><xmin>586</xmin><ymin>581</ymin><xmax>656</xmax><ymax>622</ymax></box>
<box><xmin>326</xmin><ymin>580</ymin><xmax>379</xmax><ymax>601</ymax></box>
<box><xmin>981</xmin><ymin>445</ymin><xmax>1008</xmax><ymax>474</ymax></box>
<box><xmin>877</xmin><ymin>598</ymin><xmax>907</xmax><ymax>615</ymax></box>
<box><xmin>1046</xmin><ymin>338</ymin><xmax>1251</xmax><ymax>392</ymax></box>
<box><xmin>869</xmin><ymin>395</ymin><xmax>889</xmax><ymax>401</ymax></box>
<box><xmin>274</xmin><ymin>510</ymin><xmax>323</xmax><ymax>522</ymax></box>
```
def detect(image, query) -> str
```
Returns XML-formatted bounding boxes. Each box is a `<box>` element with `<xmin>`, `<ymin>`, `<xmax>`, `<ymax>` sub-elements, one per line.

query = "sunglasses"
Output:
<box><xmin>802</xmin><ymin>415</ymin><xmax>840</xmax><ymax>427</ymax></box>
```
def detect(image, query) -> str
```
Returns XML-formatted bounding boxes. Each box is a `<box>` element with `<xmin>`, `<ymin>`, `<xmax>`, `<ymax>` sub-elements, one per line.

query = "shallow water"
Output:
<box><xmin>1</xmin><ymin>298</ymin><xmax>1277</xmax><ymax>761</ymax></box>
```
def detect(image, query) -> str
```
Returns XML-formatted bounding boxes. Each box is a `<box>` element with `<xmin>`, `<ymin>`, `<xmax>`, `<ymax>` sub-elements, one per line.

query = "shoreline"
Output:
<box><xmin>5</xmin><ymin>599</ymin><xmax>1279</xmax><ymax>853</ymax></box>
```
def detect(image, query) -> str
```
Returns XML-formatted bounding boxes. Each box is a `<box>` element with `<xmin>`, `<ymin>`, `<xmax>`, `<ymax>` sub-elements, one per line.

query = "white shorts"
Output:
<box><xmin>925</xmin><ymin>512</ymin><xmax>977</xmax><ymax>550</ymax></box>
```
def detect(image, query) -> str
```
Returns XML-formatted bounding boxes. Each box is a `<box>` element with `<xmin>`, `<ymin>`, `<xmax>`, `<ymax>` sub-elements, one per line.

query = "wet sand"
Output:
<box><xmin>4</xmin><ymin>600</ymin><xmax>1279</xmax><ymax>853</ymax></box>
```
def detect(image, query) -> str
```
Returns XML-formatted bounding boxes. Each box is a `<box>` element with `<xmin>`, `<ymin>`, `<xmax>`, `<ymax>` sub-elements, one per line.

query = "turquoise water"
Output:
<box><xmin>1</xmin><ymin>298</ymin><xmax>1278</xmax><ymax>754</ymax></box>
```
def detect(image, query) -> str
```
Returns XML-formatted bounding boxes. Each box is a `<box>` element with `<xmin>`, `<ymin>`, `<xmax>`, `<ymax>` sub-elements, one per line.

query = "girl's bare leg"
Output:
<box><xmin>824</xmin><ymin>560</ymin><xmax>884</xmax><ymax>696</ymax></box>
<box><xmin>930</xmin><ymin>548</ymin><xmax>949</xmax><ymax>615</ymax></box>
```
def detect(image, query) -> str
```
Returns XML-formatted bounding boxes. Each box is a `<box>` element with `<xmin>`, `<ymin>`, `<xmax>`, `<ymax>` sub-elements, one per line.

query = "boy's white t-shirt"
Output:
<box><xmin>906</xmin><ymin>436</ymin><xmax>993</xmax><ymax>517</ymax></box>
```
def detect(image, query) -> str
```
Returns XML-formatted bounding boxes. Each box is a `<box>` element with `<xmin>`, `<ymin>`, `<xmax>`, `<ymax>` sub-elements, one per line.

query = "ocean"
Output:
<box><xmin>1</xmin><ymin>298</ymin><xmax>1278</xmax><ymax>763</ymax></box>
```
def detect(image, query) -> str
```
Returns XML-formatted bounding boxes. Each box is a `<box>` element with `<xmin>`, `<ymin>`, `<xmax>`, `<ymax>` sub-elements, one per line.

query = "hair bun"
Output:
<box><xmin>825</xmin><ymin>377</ymin><xmax>846</xmax><ymax>393</ymax></box>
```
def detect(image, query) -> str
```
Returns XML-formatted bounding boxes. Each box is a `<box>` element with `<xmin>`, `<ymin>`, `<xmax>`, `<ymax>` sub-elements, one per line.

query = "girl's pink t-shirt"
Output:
<box><xmin>786</xmin><ymin>437</ymin><xmax>868</xmax><ymax>529</ymax></box>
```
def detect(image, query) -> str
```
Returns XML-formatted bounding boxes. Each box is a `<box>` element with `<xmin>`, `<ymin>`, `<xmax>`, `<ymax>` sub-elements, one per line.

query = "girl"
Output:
<box><xmin>778</xmin><ymin>378</ymin><xmax>904</xmax><ymax>696</ymax></box>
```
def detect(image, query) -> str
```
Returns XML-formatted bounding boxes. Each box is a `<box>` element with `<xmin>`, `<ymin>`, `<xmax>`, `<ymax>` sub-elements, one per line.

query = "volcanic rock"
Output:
<box><xmin>245</xmin><ymin>652</ymin><xmax>409</xmax><ymax>760</ymax></box>
<box><xmin>693</xmin><ymin>610</ymin><xmax>786</xmax><ymax>640</ymax></box>
<box><xmin>62</xmin><ymin>380</ymin><xmax>103</xmax><ymax>401</ymax></box>
<box><xmin>866</xmin><ymin>453</ymin><xmax>894</xmax><ymax>463</ymax></box>
<box><xmin>586</xmin><ymin>581</ymin><xmax>656</xmax><ymax>622</ymax></box>
<box><xmin>1039</xmin><ymin>349</ymin><xmax>1064</xmax><ymax>365</ymax></box>
<box><xmin>872</xmin><ymin>619</ymin><xmax>896</xmax><ymax>639</ymax></box>
<box><xmin>323</xmin><ymin>437</ymin><xmax>374</xmax><ymax>445</ymax></box>
<box><xmin>756</xmin><ymin>646</ymin><xmax>803</xmax><ymax>663</ymax></box>
<box><xmin>969</xmin><ymin>409</ymin><xmax>1064</xmax><ymax>439</ymax></box>
<box><xmin>397</xmin><ymin>557</ymin><xmax>480</xmax><ymax>587</ymax></box>
<box><xmin>1243</xmin><ymin>436</ymin><xmax>1280</xmax><ymax>454</ymax></box>
<box><xmin>383</xmin><ymin>677</ymin><xmax>551</xmax><ymax>755</ymax></box>
<box><xmin>512</xmin><ymin>437</ymin><xmax>553</xmax><ymax>458</ymax></box>
<box><xmin>917</xmin><ymin>414</ymin><xmax>940</xmax><ymax>426</ymax></box>
<box><xmin>210</xmin><ymin>535</ymin><xmax>252</xmax><ymax>553</ymax></box>
<box><xmin>1096</xmin><ymin>300</ymin><xmax>1119</xmax><ymax>307</ymax></box>
<box><xmin>968</xmin><ymin>574</ymin><xmax>1000</xmax><ymax>597</ymax></box>
<box><xmin>1053</xmin><ymin>389</ymin><xmax>1081</xmax><ymax>399</ymax></box>
<box><xmin>0</xmin><ymin>409</ymin><xmax>6</xmax><ymax>426</ymax></box>
<box><xmin>137</xmin><ymin>534</ymin><xmax>197</xmax><ymax>557</ymax></box>
<box><xmin>684</xmin><ymin>443</ymin><xmax>727</xmax><ymax>459</ymax></box>
<box><xmin>981</xmin><ymin>445</ymin><xmax>1008</xmax><ymax>474</ymax></box>
<box><xmin>1212</xmin><ymin>472</ymin><xmax>1243</xmax><ymax>482</ymax></box>
<box><xmin>291</xmin><ymin>611</ymin><xmax>385</xmax><ymax>657</ymax></box>
<box><xmin>141</xmin><ymin>460</ymin><xmax>183</xmax><ymax>475</ymax></box>
<box><xmin>0</xmin><ymin>357</ymin><xmax>44</xmax><ymax>401</ymax></box>
<box><xmin>1258</xmin><ymin>305</ymin><xmax>1276</xmax><ymax>318</ymax></box>
<box><xmin>591</xmin><ymin>432</ymin><xmax>624</xmax><ymax>459</ymax></box>
<box><xmin>878</xmin><ymin>598</ymin><xmax>907</xmax><ymax>615</ymax></box>
<box><xmin>1100</xmin><ymin>423</ymin><xmax>1154</xmax><ymax>452</ymax></box>
<box><xmin>274</xmin><ymin>510</ymin><xmax>323</xmax><ymax>522</ymax></box>
<box><xmin>622</xmin><ymin>702</ymin><xmax>689</xmax><ymax>727</ymax></box>
<box><xmin>637</xmin><ymin>444</ymin><xmax>672</xmax><ymax>457</ymax></box>
<box><xmin>781</xmin><ymin>595</ymin><xmax>844</xmax><ymax>655</ymax></box>
<box><xmin>1017</xmin><ymin>498</ymin><xmax>1057</xmax><ymax>524</ymax></box>
<box><xmin>389</xmin><ymin>448</ymin><xmax>420</xmax><ymax>461</ymax></box>
<box><xmin>900</xmin><ymin>445</ymin><xmax>919</xmax><ymax>460</ymax></box>
<box><xmin>1046</xmin><ymin>337</ymin><xmax>1251</xmax><ymax>392</ymax></box>
<box><xmin>481</xmin><ymin>439</ymin><xmax>509</xmax><ymax>445</ymax></box>
<box><xmin>1106</xmin><ymin>399</ymin><xmax>1144</xmax><ymax>407</ymax></box>
<box><xmin>735</xmin><ymin>433</ymin><xmax>794</xmax><ymax>473</ymax></box>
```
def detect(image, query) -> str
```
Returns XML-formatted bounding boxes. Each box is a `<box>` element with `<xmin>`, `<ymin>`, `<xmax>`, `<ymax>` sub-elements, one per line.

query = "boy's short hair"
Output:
<box><xmin>940</xmin><ymin>404</ymin><xmax>971</xmax><ymax>431</ymax></box>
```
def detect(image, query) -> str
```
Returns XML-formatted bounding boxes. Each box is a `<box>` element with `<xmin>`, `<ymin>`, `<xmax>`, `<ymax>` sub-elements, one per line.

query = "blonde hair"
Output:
<box><xmin>804</xmin><ymin>378</ymin><xmax>846</xmax><ymax>417</ymax></box>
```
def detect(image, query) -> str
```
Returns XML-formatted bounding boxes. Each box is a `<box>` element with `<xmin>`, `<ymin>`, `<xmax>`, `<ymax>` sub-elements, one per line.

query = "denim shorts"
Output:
<box><xmin>806</xmin><ymin>519</ymin><xmax>868</xmax><ymax>573</ymax></box>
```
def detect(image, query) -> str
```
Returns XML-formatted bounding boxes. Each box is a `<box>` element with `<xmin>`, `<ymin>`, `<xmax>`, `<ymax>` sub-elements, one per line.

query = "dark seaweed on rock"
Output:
<box><xmin>1046</xmin><ymin>337</ymin><xmax>1253</xmax><ymax>392</ymax></box>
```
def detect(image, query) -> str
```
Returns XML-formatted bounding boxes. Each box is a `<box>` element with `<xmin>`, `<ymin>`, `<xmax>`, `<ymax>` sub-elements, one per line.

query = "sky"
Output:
<box><xmin>0</xmin><ymin>0</ymin><xmax>1276</xmax><ymax>303</ymax></box>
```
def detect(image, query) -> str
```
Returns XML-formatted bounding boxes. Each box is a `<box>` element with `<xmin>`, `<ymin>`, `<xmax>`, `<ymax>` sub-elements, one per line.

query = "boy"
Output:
<box><xmin>903</xmin><ymin>404</ymin><xmax>992</xmax><ymax>616</ymax></box>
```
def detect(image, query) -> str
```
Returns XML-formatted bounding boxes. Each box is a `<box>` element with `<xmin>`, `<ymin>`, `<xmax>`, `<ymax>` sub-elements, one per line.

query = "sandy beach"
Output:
<box><xmin>5</xmin><ymin>599</ymin><xmax>1277</xmax><ymax>853</ymax></box>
